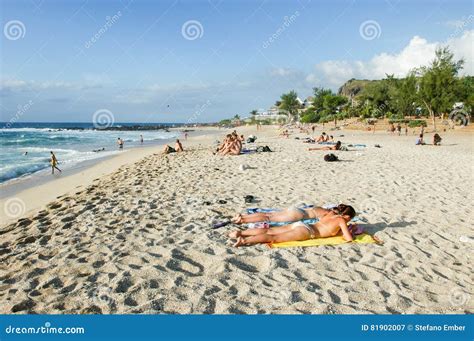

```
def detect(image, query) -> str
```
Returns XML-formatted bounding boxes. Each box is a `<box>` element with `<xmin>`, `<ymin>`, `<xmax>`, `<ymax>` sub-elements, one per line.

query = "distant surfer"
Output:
<box><xmin>50</xmin><ymin>151</ymin><xmax>62</xmax><ymax>174</ymax></box>
<box><xmin>140</xmin><ymin>135</ymin><xmax>144</xmax><ymax>144</ymax></box>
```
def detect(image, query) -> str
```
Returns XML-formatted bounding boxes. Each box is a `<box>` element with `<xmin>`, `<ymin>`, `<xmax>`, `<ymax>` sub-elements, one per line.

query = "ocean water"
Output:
<box><xmin>0</xmin><ymin>122</ymin><xmax>180</xmax><ymax>183</ymax></box>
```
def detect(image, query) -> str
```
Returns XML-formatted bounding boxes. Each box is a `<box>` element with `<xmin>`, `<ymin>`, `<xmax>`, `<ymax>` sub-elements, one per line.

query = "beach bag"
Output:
<box><xmin>324</xmin><ymin>153</ymin><xmax>339</xmax><ymax>162</ymax></box>
<box><xmin>256</xmin><ymin>146</ymin><xmax>272</xmax><ymax>153</ymax></box>
<box><xmin>247</xmin><ymin>136</ymin><xmax>257</xmax><ymax>143</ymax></box>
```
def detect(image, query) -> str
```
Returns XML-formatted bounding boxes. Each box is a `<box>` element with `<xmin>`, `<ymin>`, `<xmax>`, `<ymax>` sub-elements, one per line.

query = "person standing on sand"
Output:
<box><xmin>117</xmin><ymin>138</ymin><xmax>124</xmax><ymax>150</ymax></box>
<box><xmin>50</xmin><ymin>151</ymin><xmax>62</xmax><ymax>174</ymax></box>
<box><xmin>184</xmin><ymin>132</ymin><xmax>188</xmax><ymax>140</ymax></box>
<box><xmin>397</xmin><ymin>123</ymin><xmax>401</xmax><ymax>136</ymax></box>
<box><xmin>405</xmin><ymin>124</ymin><xmax>408</xmax><ymax>136</ymax></box>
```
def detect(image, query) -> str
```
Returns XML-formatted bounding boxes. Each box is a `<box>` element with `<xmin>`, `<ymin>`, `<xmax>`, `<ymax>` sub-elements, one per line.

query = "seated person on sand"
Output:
<box><xmin>229</xmin><ymin>204</ymin><xmax>356</xmax><ymax>247</ymax></box>
<box><xmin>416</xmin><ymin>134</ymin><xmax>425</xmax><ymax>145</ymax></box>
<box><xmin>280</xmin><ymin>129</ymin><xmax>289</xmax><ymax>138</ymax></box>
<box><xmin>433</xmin><ymin>133</ymin><xmax>442</xmax><ymax>146</ymax></box>
<box><xmin>215</xmin><ymin>134</ymin><xmax>232</xmax><ymax>154</ymax></box>
<box><xmin>316</xmin><ymin>132</ymin><xmax>329</xmax><ymax>142</ymax></box>
<box><xmin>218</xmin><ymin>134</ymin><xmax>241</xmax><ymax>155</ymax></box>
<box><xmin>163</xmin><ymin>139</ymin><xmax>184</xmax><ymax>154</ymax></box>
<box><xmin>308</xmin><ymin>141</ymin><xmax>341</xmax><ymax>151</ymax></box>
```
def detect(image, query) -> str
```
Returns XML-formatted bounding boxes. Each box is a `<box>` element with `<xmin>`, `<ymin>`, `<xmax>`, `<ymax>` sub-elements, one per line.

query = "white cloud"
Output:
<box><xmin>0</xmin><ymin>79</ymin><xmax>79</xmax><ymax>92</ymax></box>
<box><xmin>270</xmin><ymin>67</ymin><xmax>295</xmax><ymax>77</ymax></box>
<box><xmin>314</xmin><ymin>30</ymin><xmax>473</xmax><ymax>87</ymax></box>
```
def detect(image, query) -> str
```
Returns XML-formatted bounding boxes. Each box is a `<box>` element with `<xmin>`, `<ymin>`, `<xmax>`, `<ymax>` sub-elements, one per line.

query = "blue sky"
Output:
<box><xmin>1</xmin><ymin>0</ymin><xmax>473</xmax><ymax>123</ymax></box>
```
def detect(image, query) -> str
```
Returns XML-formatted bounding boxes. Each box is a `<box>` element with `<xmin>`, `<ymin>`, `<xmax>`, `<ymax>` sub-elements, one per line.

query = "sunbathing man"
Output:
<box><xmin>163</xmin><ymin>139</ymin><xmax>184</xmax><ymax>154</ymax></box>
<box><xmin>308</xmin><ymin>141</ymin><xmax>341</xmax><ymax>151</ymax></box>
<box><xmin>229</xmin><ymin>204</ymin><xmax>356</xmax><ymax>246</ymax></box>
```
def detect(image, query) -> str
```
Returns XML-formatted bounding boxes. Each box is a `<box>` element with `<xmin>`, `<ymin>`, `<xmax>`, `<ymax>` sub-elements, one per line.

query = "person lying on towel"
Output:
<box><xmin>228</xmin><ymin>204</ymin><xmax>356</xmax><ymax>247</ymax></box>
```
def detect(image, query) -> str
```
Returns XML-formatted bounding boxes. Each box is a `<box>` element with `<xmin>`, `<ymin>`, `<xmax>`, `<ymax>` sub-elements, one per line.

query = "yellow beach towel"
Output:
<box><xmin>268</xmin><ymin>233</ymin><xmax>378</xmax><ymax>248</ymax></box>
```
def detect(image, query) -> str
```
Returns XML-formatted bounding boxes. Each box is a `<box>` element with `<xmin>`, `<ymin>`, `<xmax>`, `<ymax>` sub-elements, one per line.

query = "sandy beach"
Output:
<box><xmin>0</xmin><ymin>126</ymin><xmax>472</xmax><ymax>314</ymax></box>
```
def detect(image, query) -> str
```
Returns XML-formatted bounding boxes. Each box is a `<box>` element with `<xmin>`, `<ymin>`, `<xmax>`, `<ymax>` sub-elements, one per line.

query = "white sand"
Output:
<box><xmin>0</xmin><ymin>126</ymin><xmax>472</xmax><ymax>314</ymax></box>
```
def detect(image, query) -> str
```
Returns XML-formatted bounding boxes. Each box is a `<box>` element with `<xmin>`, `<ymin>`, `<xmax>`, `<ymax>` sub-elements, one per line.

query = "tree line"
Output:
<box><xmin>278</xmin><ymin>47</ymin><xmax>472</xmax><ymax>129</ymax></box>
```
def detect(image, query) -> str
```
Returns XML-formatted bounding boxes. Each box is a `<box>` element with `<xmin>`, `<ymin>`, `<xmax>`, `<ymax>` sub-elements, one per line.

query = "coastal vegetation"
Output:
<box><xmin>221</xmin><ymin>47</ymin><xmax>472</xmax><ymax>129</ymax></box>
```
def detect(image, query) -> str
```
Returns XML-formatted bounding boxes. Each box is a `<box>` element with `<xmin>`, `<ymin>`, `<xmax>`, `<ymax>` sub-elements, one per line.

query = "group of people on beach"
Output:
<box><xmin>416</xmin><ymin>133</ymin><xmax>442</xmax><ymax>146</ymax></box>
<box><xmin>215</xmin><ymin>131</ymin><xmax>244</xmax><ymax>155</ymax></box>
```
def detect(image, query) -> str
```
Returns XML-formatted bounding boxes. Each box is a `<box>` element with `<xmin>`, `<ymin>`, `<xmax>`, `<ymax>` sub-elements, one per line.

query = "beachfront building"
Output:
<box><xmin>243</xmin><ymin>106</ymin><xmax>287</xmax><ymax>123</ymax></box>
<box><xmin>303</xmin><ymin>96</ymin><xmax>314</xmax><ymax>109</ymax></box>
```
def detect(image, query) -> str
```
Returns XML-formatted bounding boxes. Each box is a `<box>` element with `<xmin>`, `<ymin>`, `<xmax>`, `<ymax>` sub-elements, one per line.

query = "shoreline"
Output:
<box><xmin>0</xmin><ymin>127</ymin><xmax>222</xmax><ymax>226</ymax></box>
<box><xmin>0</xmin><ymin>125</ymin><xmax>472</xmax><ymax>314</ymax></box>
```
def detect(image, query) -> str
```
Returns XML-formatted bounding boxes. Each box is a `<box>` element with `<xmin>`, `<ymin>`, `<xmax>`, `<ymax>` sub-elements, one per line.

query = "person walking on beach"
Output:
<box><xmin>117</xmin><ymin>137</ymin><xmax>124</xmax><ymax>150</ymax></box>
<box><xmin>397</xmin><ymin>123</ymin><xmax>401</xmax><ymax>136</ymax></box>
<box><xmin>50</xmin><ymin>151</ymin><xmax>62</xmax><ymax>174</ymax></box>
<box><xmin>184</xmin><ymin>132</ymin><xmax>188</xmax><ymax>140</ymax></box>
<box><xmin>140</xmin><ymin>135</ymin><xmax>144</xmax><ymax>144</ymax></box>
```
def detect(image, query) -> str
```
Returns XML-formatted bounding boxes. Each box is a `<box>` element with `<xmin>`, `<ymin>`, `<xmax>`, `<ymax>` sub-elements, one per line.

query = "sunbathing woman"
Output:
<box><xmin>232</xmin><ymin>205</ymin><xmax>336</xmax><ymax>224</ymax></box>
<box><xmin>308</xmin><ymin>141</ymin><xmax>341</xmax><ymax>151</ymax></box>
<box><xmin>229</xmin><ymin>204</ymin><xmax>356</xmax><ymax>246</ymax></box>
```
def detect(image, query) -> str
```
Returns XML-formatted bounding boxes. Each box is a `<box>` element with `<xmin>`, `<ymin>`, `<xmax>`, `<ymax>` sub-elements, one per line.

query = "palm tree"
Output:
<box><xmin>279</xmin><ymin>90</ymin><xmax>301</xmax><ymax>123</ymax></box>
